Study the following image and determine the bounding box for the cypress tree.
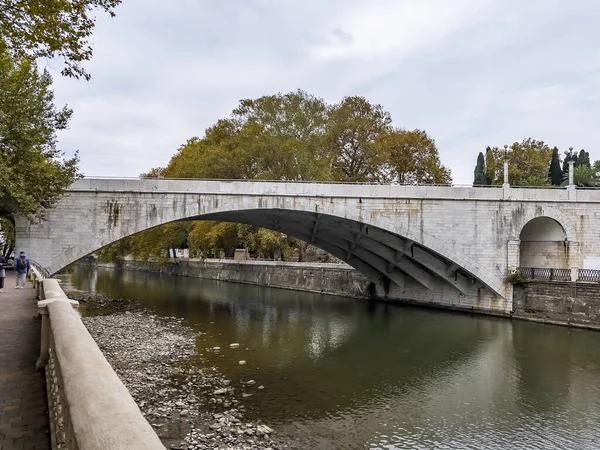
[576,149,590,168]
[473,152,488,185]
[548,147,563,185]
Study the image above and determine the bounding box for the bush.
[505,271,528,285]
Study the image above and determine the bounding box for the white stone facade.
[15,179,600,314]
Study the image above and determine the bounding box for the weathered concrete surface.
[513,282,600,329]
[15,179,600,315]
[100,259,372,298]
[39,279,164,450]
[0,286,50,450]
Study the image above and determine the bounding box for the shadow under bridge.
[195,209,489,298]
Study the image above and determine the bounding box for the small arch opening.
[519,217,567,268]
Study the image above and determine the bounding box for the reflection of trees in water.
[70,266,499,421]
[511,321,600,414]
[69,265,600,430]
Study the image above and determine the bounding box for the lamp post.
[503,144,509,187]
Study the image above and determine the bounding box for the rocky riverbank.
[73,293,289,450]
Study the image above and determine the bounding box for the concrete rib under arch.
[193,209,486,297]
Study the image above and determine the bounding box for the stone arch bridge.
[14,179,600,314]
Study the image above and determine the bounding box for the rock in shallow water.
[78,296,286,450]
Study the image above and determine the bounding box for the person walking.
[0,255,5,292]
[14,251,30,289]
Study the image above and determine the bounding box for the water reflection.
[61,266,600,449]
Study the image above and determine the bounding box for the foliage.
[520,176,550,187]
[374,129,451,184]
[0,49,80,218]
[0,218,15,258]
[129,222,191,262]
[561,165,599,187]
[325,96,391,181]
[576,149,590,168]
[0,0,122,80]
[473,152,489,186]
[96,239,130,263]
[188,222,242,258]
[131,90,453,261]
[548,147,563,186]
[484,147,497,186]
[484,138,552,186]
[505,271,528,284]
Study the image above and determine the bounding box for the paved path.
[0,283,50,450]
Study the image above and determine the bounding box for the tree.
[484,138,552,186]
[576,149,590,168]
[0,218,15,258]
[484,147,496,185]
[231,89,331,180]
[473,152,488,186]
[325,96,392,181]
[548,147,563,186]
[0,49,80,218]
[140,91,454,263]
[375,129,451,184]
[0,0,122,80]
[561,165,598,187]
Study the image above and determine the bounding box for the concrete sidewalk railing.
[37,279,164,450]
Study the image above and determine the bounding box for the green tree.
[96,238,130,263]
[484,147,496,185]
[473,152,488,186]
[375,129,451,184]
[561,165,598,187]
[484,138,552,186]
[576,149,590,168]
[325,96,392,181]
[0,0,122,80]
[0,49,80,218]
[0,218,15,258]
[521,175,551,187]
[548,147,563,186]
[231,89,331,180]
[142,91,454,263]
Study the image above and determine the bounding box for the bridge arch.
[519,217,567,268]
[514,207,578,270]
[65,206,504,300]
[17,180,517,308]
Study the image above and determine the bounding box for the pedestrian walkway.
[0,284,50,450]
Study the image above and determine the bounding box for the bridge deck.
[0,283,50,449]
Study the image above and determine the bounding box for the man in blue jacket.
[14,251,30,289]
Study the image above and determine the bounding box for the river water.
[61,266,600,449]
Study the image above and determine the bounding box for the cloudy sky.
[49,0,600,184]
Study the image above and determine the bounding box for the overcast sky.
[49,0,600,184]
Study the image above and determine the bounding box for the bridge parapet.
[67,178,600,202]
[37,279,163,450]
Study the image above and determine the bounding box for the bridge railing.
[517,267,572,281]
[517,267,600,283]
[577,269,600,283]
[37,279,164,450]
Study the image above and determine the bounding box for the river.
[60,265,600,449]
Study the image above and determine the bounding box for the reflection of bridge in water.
[69,266,600,449]
[17,178,600,314]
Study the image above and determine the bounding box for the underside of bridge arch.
[190,209,496,300]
